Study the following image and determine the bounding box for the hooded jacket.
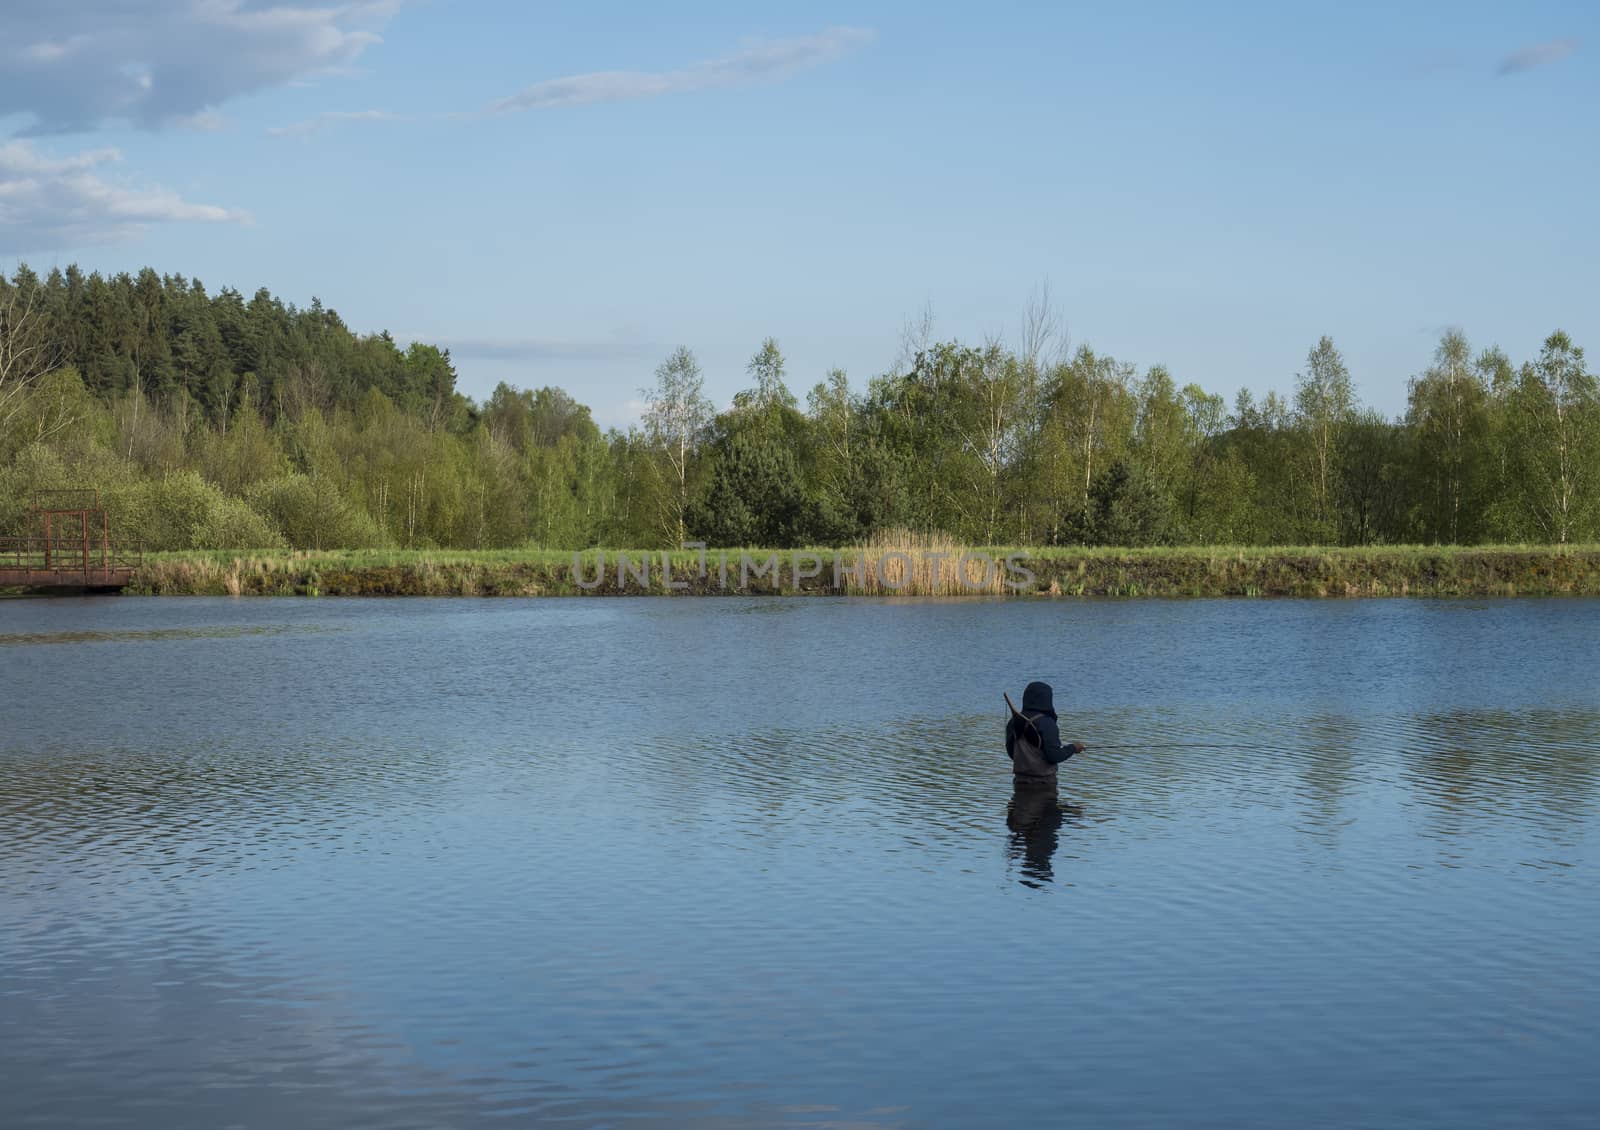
[1005,681,1080,787]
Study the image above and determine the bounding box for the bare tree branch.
[894,301,936,374]
[0,277,64,436]
[1019,278,1066,371]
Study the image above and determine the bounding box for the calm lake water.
[2,596,1597,1128]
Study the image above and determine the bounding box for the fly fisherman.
[1005,681,1084,791]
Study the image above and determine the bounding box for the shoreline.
[64,545,1600,598]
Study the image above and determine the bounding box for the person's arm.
[1035,716,1083,765]
[1005,717,1017,760]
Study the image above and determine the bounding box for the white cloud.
[424,336,657,362]
[0,1,394,134]
[173,110,229,133]
[1497,38,1579,75]
[266,109,409,138]
[267,27,874,136]
[0,141,248,252]
[489,26,874,115]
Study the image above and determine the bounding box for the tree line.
[2,264,1596,550]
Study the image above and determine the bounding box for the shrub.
[246,474,387,549]
[97,471,282,551]
[0,444,70,535]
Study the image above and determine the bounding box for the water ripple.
[2,597,1598,1128]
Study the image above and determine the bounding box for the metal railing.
[0,535,142,578]
[29,489,105,511]
[3,490,142,587]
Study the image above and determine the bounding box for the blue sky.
[2,1,1595,426]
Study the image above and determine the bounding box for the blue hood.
[1021,681,1056,719]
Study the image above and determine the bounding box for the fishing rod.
[1072,741,1292,752]
[1006,695,1283,753]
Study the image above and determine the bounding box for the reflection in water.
[0,623,342,646]
[1397,710,1600,841]
[1005,788,1082,887]
[3,596,1600,1128]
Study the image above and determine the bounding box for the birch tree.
[1406,329,1488,542]
[641,346,712,546]
[1511,331,1596,544]
[807,367,856,525]
[0,272,64,442]
[1294,336,1354,537]
[737,337,796,412]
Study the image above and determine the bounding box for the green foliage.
[105,471,284,551]
[1405,330,1490,543]
[1505,332,1599,544]
[246,474,385,550]
[4,264,1599,552]
[1065,459,1177,547]
[0,444,71,535]
[689,424,813,546]
[733,338,797,412]
[639,346,713,546]
[192,400,287,495]
[2,367,108,457]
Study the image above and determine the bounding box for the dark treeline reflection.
[623,707,1600,883]
[1396,711,1600,841]
[6,708,1595,892]
[5,265,1599,550]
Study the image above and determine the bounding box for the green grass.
[143,542,1600,562]
[116,542,1600,598]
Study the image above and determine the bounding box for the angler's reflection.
[1006,787,1081,887]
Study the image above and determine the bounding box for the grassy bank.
[116,543,1600,597]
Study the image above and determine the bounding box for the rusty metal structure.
[0,490,141,590]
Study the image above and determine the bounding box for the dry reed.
[844,528,1010,596]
